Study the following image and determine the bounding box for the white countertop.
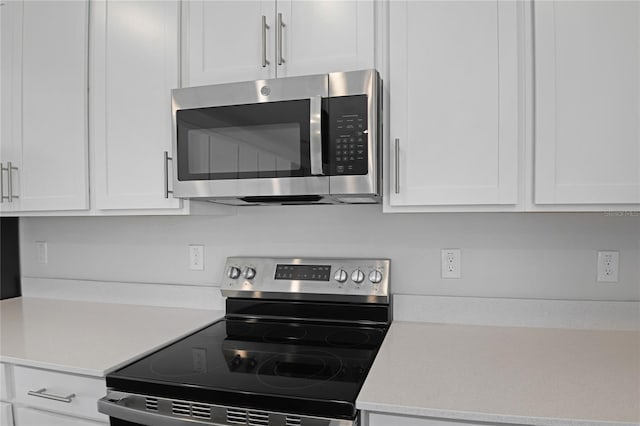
[0,297,223,377]
[357,321,640,426]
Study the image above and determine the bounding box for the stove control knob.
[334,269,348,283]
[227,266,241,279]
[243,267,256,280]
[351,269,365,284]
[369,270,383,284]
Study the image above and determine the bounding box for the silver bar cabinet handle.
[7,161,18,201]
[394,138,400,194]
[0,162,7,203]
[309,96,323,176]
[164,151,173,199]
[28,388,76,403]
[277,13,285,66]
[261,15,270,67]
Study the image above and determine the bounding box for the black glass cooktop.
[106,318,387,419]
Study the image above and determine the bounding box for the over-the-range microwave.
[170,69,382,206]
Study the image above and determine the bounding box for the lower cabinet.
[365,412,503,426]
[2,363,107,425]
[1,401,14,426]
[13,406,104,426]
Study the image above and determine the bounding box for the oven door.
[172,75,329,201]
[99,392,359,426]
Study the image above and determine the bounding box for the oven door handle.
[309,96,324,176]
[98,394,225,426]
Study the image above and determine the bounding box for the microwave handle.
[309,96,324,176]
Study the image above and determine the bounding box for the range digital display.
[274,264,332,281]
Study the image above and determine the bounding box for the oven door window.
[177,100,311,181]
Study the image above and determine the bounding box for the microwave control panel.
[327,95,368,176]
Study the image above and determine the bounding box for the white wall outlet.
[597,250,619,282]
[441,249,461,279]
[36,241,48,264]
[189,245,204,271]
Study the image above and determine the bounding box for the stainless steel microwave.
[171,69,382,205]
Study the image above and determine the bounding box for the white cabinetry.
[276,1,374,79]
[0,363,9,401]
[366,412,501,426]
[1,0,231,216]
[386,0,521,211]
[0,0,89,213]
[0,363,13,426]
[0,401,13,426]
[3,364,107,426]
[182,0,374,87]
[0,0,20,214]
[533,0,640,208]
[13,407,104,426]
[184,1,275,86]
[90,0,184,211]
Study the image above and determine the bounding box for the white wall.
[19,206,640,302]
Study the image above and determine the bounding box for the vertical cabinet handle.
[0,162,7,203]
[28,388,76,403]
[164,151,173,199]
[261,15,270,68]
[7,161,18,201]
[277,13,285,66]
[394,138,400,194]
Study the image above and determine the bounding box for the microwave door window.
[176,100,312,181]
[186,124,301,178]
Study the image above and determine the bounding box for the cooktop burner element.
[99,257,391,426]
[263,326,308,343]
[256,350,343,389]
[326,329,372,347]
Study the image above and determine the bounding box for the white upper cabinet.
[91,0,183,211]
[1,0,89,212]
[276,0,374,78]
[183,0,276,86]
[182,0,374,87]
[0,0,20,213]
[534,0,640,207]
[387,0,521,210]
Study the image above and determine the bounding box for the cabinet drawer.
[13,366,106,422]
[14,406,106,426]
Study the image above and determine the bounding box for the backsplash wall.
[20,206,640,302]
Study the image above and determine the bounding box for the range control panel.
[221,257,390,304]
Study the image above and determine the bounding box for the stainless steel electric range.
[98,256,391,426]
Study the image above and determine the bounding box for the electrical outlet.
[189,245,204,271]
[597,250,619,282]
[36,241,48,264]
[441,249,461,279]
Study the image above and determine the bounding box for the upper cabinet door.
[534,1,640,205]
[0,0,21,213]
[276,0,374,78]
[389,1,520,207]
[183,0,275,87]
[18,0,89,211]
[91,0,183,210]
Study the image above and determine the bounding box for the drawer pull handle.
[28,388,76,403]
